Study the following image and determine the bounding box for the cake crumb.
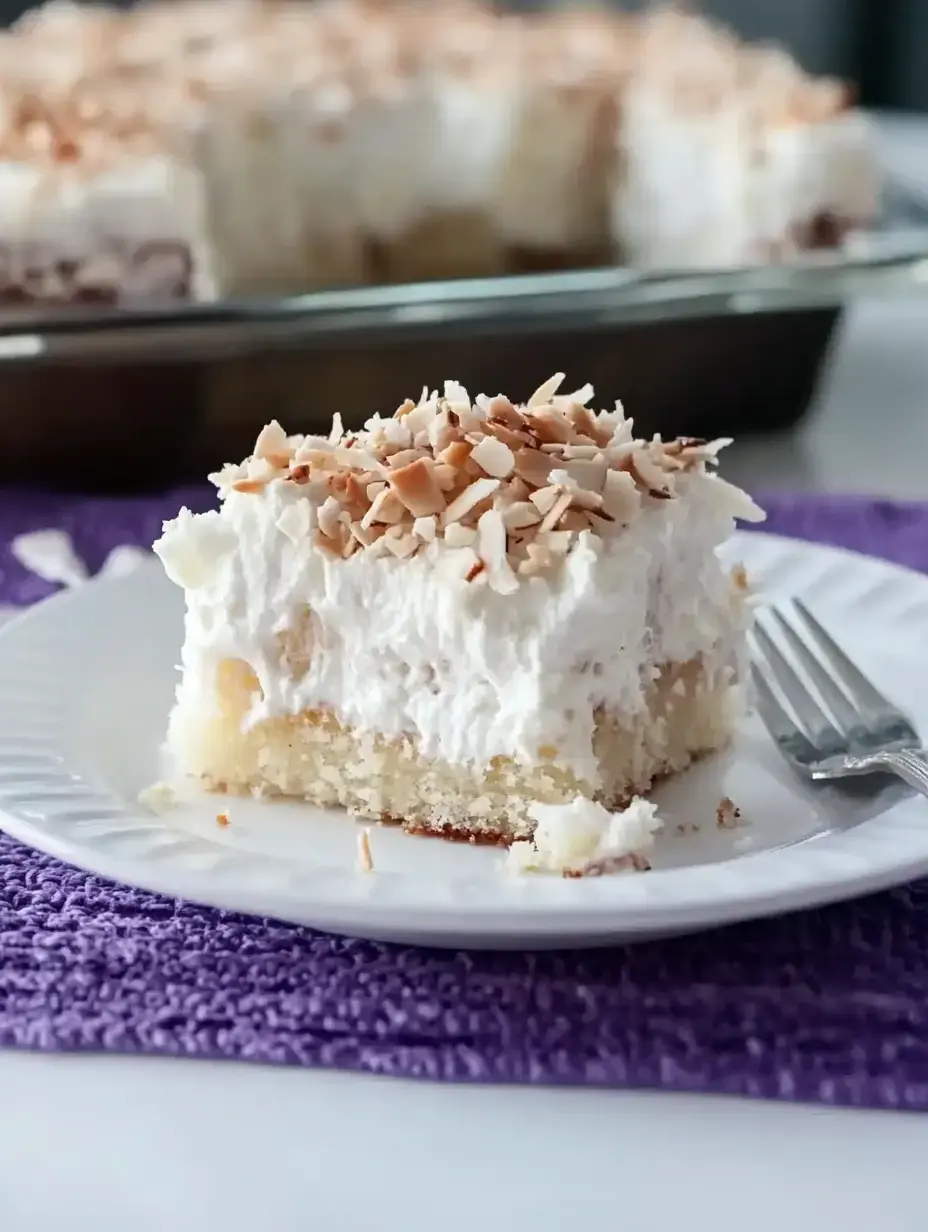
[138,781,178,814]
[716,796,742,829]
[357,827,374,872]
[731,563,750,593]
[504,795,662,877]
[216,811,230,828]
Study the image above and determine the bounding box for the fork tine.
[793,598,900,717]
[751,663,806,743]
[769,606,863,734]
[752,621,845,747]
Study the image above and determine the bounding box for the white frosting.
[155,435,754,780]
[613,87,752,268]
[0,149,217,300]
[506,795,663,875]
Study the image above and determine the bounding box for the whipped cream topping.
[612,10,878,268]
[506,795,663,876]
[155,376,761,778]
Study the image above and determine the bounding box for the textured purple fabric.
[2,488,928,1109]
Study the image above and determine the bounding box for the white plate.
[0,532,925,949]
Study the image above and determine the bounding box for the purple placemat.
[2,488,928,1109]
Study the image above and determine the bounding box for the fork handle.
[875,750,928,798]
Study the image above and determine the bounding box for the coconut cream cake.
[0,1,879,305]
[153,374,765,844]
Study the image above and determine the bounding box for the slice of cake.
[154,375,764,844]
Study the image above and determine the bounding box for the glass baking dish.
[0,177,926,490]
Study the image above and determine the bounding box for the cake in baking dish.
[153,374,764,844]
[0,0,879,305]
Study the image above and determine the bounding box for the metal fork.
[751,598,928,798]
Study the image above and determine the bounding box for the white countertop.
[5,115,928,1232]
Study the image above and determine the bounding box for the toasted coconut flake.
[442,477,501,525]
[566,382,595,406]
[317,495,344,539]
[562,457,607,493]
[567,488,604,512]
[361,488,406,529]
[432,463,459,492]
[366,480,387,501]
[624,450,674,499]
[563,444,606,459]
[413,515,437,542]
[477,509,519,595]
[471,434,516,479]
[254,420,290,462]
[731,562,750,593]
[343,474,368,508]
[483,418,533,449]
[445,523,477,548]
[529,485,561,516]
[389,457,446,518]
[503,501,543,530]
[438,440,473,469]
[314,528,343,558]
[538,489,575,533]
[519,542,555,575]
[350,521,384,547]
[601,470,642,523]
[387,448,427,470]
[528,373,566,408]
[514,448,554,488]
[287,464,311,485]
[702,475,766,523]
[529,407,574,445]
[664,436,708,456]
[428,410,458,453]
[465,559,486,583]
[232,475,271,494]
[394,398,415,419]
[384,532,420,559]
[564,403,599,439]
[536,530,573,554]
[560,510,592,532]
[296,448,339,471]
[549,471,604,511]
[485,395,524,428]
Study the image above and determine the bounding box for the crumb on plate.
[137,781,178,814]
[716,796,742,829]
[357,827,374,873]
[504,795,663,877]
[731,563,750,593]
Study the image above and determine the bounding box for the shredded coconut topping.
[211,375,764,593]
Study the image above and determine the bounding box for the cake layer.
[169,655,733,842]
[0,0,880,302]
